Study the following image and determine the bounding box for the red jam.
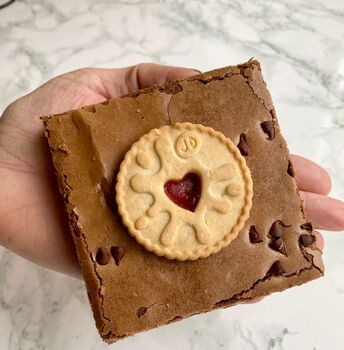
[164,173,201,212]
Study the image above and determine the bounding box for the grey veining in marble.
[1,0,344,349]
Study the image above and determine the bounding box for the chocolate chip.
[268,221,290,254]
[249,226,263,244]
[269,221,282,239]
[96,247,110,265]
[269,238,287,255]
[300,222,313,232]
[237,133,249,156]
[299,234,315,247]
[269,220,290,240]
[260,121,275,140]
[267,261,286,276]
[137,307,147,318]
[98,177,116,212]
[111,246,125,266]
[287,160,295,177]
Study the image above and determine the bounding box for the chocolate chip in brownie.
[96,177,116,212]
[300,222,313,232]
[299,234,316,247]
[96,247,110,265]
[260,121,275,140]
[137,307,147,318]
[249,226,263,244]
[268,221,290,255]
[237,133,249,156]
[111,246,125,266]
[269,238,287,255]
[287,160,295,177]
[267,260,286,276]
[269,220,290,240]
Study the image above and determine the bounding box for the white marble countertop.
[1,0,344,349]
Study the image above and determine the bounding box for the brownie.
[42,59,324,343]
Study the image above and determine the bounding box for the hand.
[0,64,343,278]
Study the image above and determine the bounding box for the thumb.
[96,63,200,98]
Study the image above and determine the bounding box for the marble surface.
[1,0,344,349]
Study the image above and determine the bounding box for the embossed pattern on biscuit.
[116,123,253,261]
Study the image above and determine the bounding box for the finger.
[96,63,199,98]
[290,154,331,195]
[125,63,200,90]
[300,191,344,231]
[313,230,324,251]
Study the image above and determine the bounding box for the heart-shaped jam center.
[164,173,201,212]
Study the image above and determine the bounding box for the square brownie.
[42,59,323,343]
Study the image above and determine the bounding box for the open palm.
[0,63,343,277]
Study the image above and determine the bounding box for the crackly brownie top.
[43,60,323,340]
